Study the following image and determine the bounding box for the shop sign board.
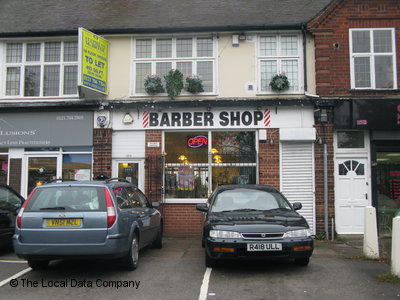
[0,112,93,147]
[78,27,109,94]
[353,99,400,130]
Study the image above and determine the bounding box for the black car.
[196,184,313,267]
[0,183,25,248]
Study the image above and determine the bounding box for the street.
[0,237,399,300]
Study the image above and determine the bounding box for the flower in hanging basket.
[185,75,204,94]
[269,72,290,92]
[164,69,184,99]
[144,74,164,94]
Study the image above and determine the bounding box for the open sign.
[187,135,208,148]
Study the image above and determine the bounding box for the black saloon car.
[196,184,313,267]
[0,183,24,248]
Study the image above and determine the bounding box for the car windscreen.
[25,186,106,212]
[211,188,292,213]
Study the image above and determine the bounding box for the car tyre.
[28,260,49,270]
[122,233,139,271]
[151,225,163,249]
[205,251,218,268]
[294,257,310,266]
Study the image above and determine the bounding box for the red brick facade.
[308,0,400,97]
[93,128,113,179]
[258,129,280,189]
[9,158,22,194]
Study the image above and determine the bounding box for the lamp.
[178,155,187,161]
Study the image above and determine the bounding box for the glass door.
[27,157,58,195]
[113,160,144,191]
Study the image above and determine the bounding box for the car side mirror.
[293,202,302,211]
[152,202,160,208]
[196,203,208,212]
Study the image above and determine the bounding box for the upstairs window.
[258,33,303,93]
[133,37,216,95]
[350,29,397,89]
[4,41,78,97]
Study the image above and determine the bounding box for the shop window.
[376,152,400,235]
[164,131,257,199]
[62,154,92,181]
[337,131,365,148]
[0,149,8,184]
[338,160,365,176]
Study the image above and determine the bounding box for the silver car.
[13,179,163,270]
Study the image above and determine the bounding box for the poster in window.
[74,169,91,181]
[178,167,194,190]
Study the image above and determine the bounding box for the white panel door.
[335,158,369,234]
[281,142,315,233]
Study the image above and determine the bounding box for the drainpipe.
[301,24,308,92]
[324,142,329,240]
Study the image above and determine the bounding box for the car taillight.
[104,187,116,228]
[17,188,37,229]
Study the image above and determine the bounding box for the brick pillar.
[93,128,113,179]
[9,158,22,194]
[258,129,280,189]
[314,124,335,236]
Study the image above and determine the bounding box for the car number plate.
[247,243,282,252]
[46,218,81,227]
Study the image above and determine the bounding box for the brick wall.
[9,158,22,194]
[258,129,280,189]
[163,204,204,236]
[145,130,163,203]
[308,0,400,97]
[93,128,113,179]
[314,124,335,235]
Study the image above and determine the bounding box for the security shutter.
[112,131,145,158]
[281,142,315,233]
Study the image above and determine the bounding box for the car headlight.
[209,230,242,239]
[283,229,311,238]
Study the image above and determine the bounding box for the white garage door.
[281,142,315,233]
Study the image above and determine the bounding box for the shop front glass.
[376,152,400,235]
[164,131,256,199]
[0,149,8,184]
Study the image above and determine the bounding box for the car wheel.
[28,260,49,270]
[294,257,310,266]
[151,225,163,249]
[122,233,139,271]
[205,251,218,268]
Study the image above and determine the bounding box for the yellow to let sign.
[79,28,109,94]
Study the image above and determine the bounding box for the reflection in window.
[337,131,364,148]
[62,154,92,181]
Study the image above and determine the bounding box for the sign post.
[78,28,109,95]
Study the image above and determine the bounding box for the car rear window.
[211,189,292,212]
[25,186,106,212]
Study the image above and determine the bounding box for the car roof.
[215,184,279,193]
[38,179,138,189]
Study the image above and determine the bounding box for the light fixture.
[178,155,187,161]
[269,139,274,145]
[211,148,219,154]
[232,34,239,47]
[122,112,134,124]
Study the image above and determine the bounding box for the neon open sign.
[187,135,208,148]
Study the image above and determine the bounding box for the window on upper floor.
[350,28,397,90]
[132,36,216,95]
[257,33,303,94]
[3,41,78,98]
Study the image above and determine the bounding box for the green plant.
[144,74,164,94]
[185,75,204,93]
[314,233,326,240]
[269,72,290,92]
[377,272,400,285]
[164,69,184,99]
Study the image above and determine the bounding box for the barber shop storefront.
[106,104,317,235]
[0,111,93,198]
[334,99,400,235]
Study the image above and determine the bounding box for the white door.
[112,159,145,191]
[335,158,369,234]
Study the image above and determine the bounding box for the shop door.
[335,158,369,234]
[113,160,144,191]
[27,157,58,196]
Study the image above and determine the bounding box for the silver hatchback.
[13,179,163,270]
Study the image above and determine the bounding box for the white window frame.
[131,36,217,96]
[349,28,397,90]
[1,39,79,99]
[256,32,304,94]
